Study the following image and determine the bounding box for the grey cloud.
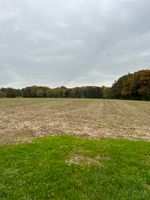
[0,0,150,88]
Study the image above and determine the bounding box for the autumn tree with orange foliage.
[112,70,150,100]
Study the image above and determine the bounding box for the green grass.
[0,135,150,200]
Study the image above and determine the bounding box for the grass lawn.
[0,135,150,200]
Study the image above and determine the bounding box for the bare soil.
[0,98,150,144]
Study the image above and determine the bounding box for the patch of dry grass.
[65,153,111,165]
[65,154,101,165]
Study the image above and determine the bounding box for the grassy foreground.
[0,135,150,200]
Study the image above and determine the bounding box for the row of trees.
[21,86,101,98]
[0,86,106,98]
[0,70,149,100]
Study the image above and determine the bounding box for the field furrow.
[0,98,149,144]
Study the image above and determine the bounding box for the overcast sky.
[0,0,150,88]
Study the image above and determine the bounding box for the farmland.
[0,98,150,144]
[0,98,150,199]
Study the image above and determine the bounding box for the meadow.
[0,98,150,199]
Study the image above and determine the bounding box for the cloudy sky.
[0,0,150,88]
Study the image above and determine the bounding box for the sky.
[0,0,150,88]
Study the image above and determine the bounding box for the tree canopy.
[0,70,149,100]
[111,70,150,100]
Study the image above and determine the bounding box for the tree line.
[0,70,149,100]
[0,86,104,98]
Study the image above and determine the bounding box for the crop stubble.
[0,98,149,144]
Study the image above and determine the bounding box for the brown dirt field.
[0,98,150,144]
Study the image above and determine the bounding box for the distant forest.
[0,70,150,100]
